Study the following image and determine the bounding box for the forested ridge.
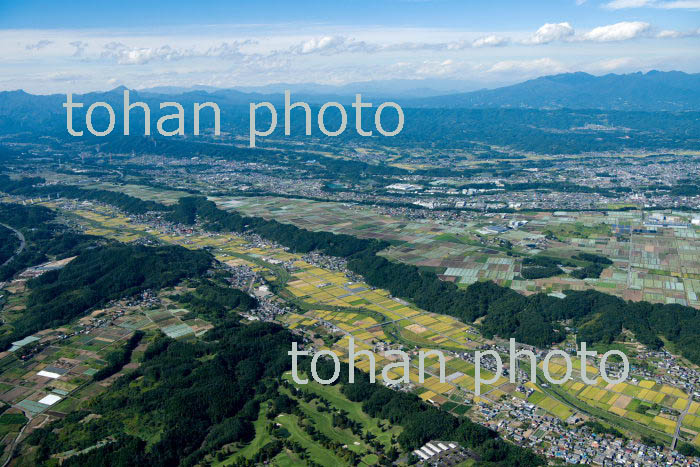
[0,174,167,214]
[0,242,213,351]
[172,280,258,321]
[0,202,105,281]
[92,330,145,381]
[166,196,700,364]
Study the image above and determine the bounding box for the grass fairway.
[286,393,370,454]
[282,372,402,450]
[215,403,274,465]
[216,402,350,466]
[219,375,402,466]
[275,412,346,465]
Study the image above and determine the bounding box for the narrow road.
[626,219,634,288]
[672,396,692,450]
[1,409,31,467]
[0,223,25,268]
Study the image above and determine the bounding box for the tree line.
[0,224,20,265]
[92,331,145,381]
[0,174,167,214]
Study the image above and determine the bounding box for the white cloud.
[604,0,700,8]
[288,36,379,55]
[25,40,53,50]
[100,42,195,64]
[603,0,653,9]
[286,36,462,55]
[295,36,344,54]
[656,0,700,8]
[523,22,575,45]
[69,41,88,57]
[444,40,470,50]
[388,58,461,77]
[384,41,449,51]
[472,35,509,47]
[98,40,261,64]
[284,35,510,55]
[418,58,457,76]
[588,57,636,71]
[521,20,672,45]
[45,71,84,82]
[582,21,651,41]
[656,28,700,38]
[487,58,567,74]
[204,40,256,59]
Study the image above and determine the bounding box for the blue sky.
[1,0,698,93]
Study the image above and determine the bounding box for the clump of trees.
[521,266,563,280]
[572,253,613,265]
[172,281,257,321]
[93,331,145,381]
[570,263,605,279]
[569,253,613,279]
[584,421,626,440]
[679,442,700,458]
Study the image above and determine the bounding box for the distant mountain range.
[139,78,496,99]
[1,71,699,116]
[137,71,700,111]
[406,71,700,111]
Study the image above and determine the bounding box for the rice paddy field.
[538,355,700,444]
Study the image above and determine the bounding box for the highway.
[0,223,25,268]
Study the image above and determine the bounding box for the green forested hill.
[0,243,212,351]
[26,320,296,466]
